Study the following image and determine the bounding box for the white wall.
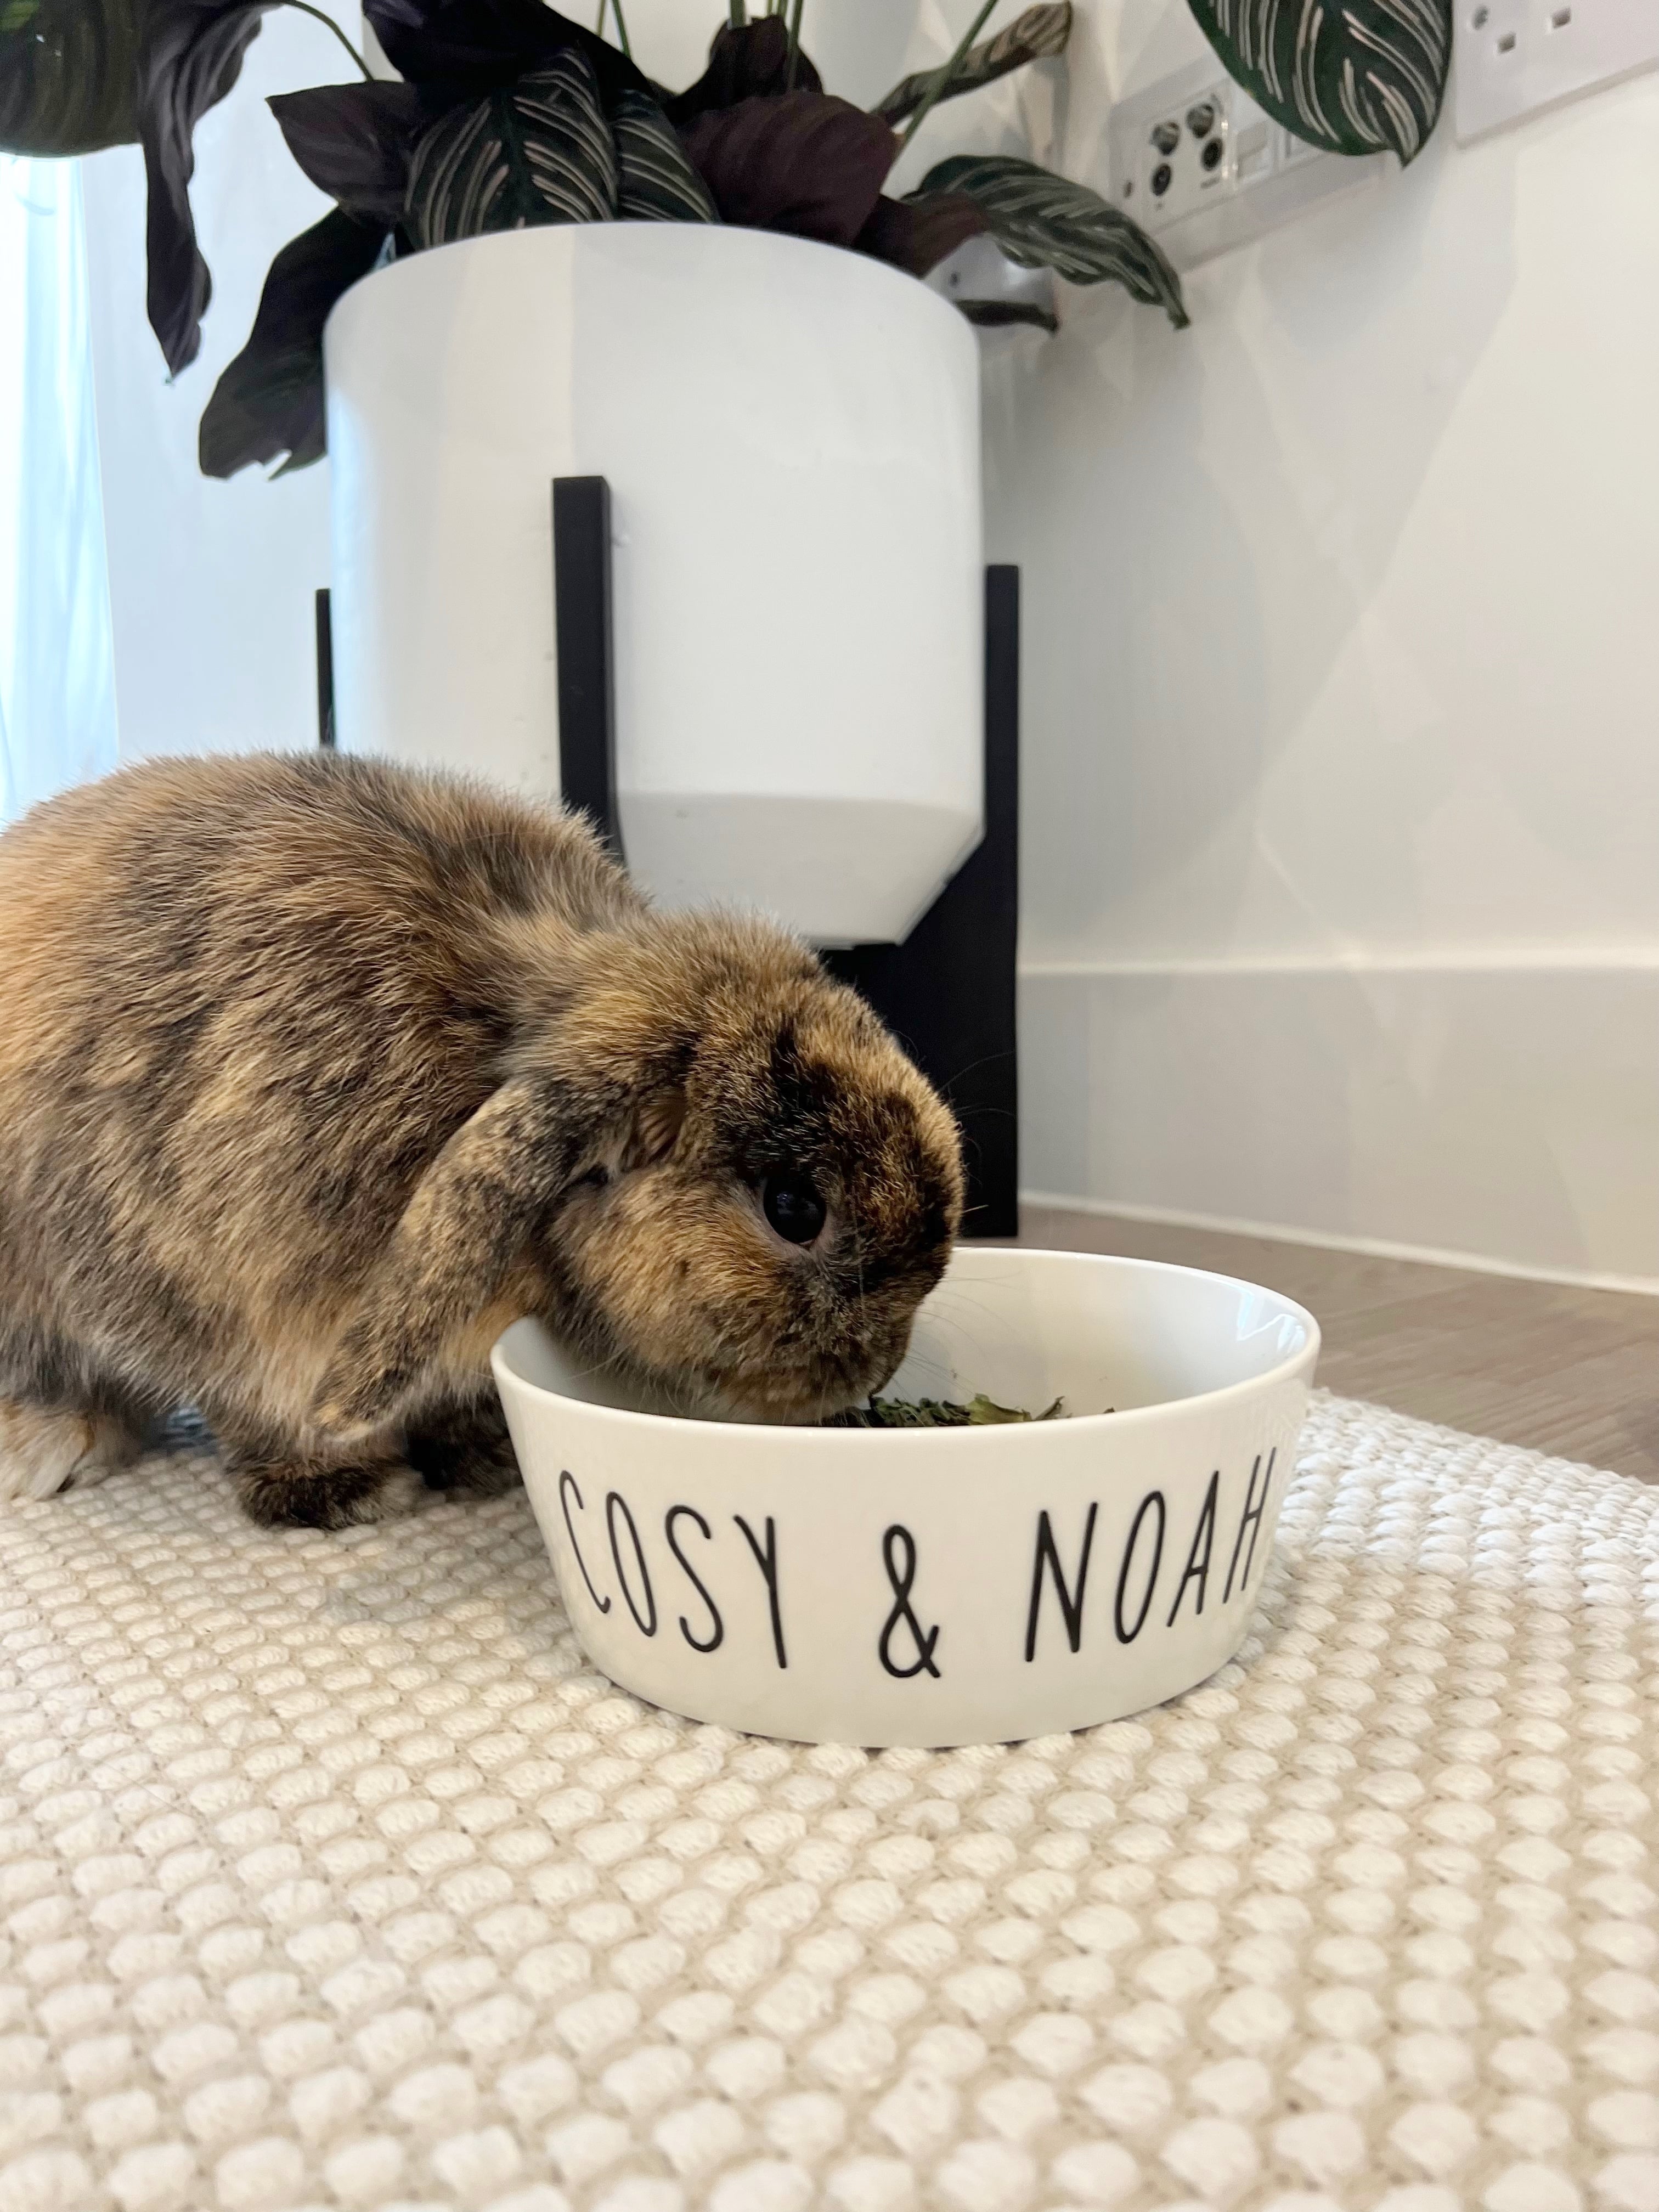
[993,0,1659,1288]
[75,0,1658,1282]
[82,8,359,760]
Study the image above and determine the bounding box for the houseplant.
[1,0,1453,478]
[208,0,1194,479]
[205,0,1188,479]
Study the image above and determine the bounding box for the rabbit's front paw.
[229,1452,421,1530]
[406,1398,521,1498]
[0,1401,139,1502]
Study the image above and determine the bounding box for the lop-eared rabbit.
[0,755,962,1526]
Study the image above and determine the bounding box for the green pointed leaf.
[405,45,619,249]
[612,87,718,222]
[918,154,1187,328]
[0,0,139,154]
[873,2,1072,127]
[1186,0,1450,163]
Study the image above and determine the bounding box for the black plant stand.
[551,477,624,856]
[317,489,1019,1238]
[315,589,336,751]
[822,567,1019,1240]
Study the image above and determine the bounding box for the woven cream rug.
[0,1395,1652,2212]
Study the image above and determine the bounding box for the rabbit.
[0,752,963,1527]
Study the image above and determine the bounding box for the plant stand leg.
[315,589,335,750]
[824,566,1020,1241]
[551,476,623,860]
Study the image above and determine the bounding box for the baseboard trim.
[1020,1189,1659,1300]
[1020,952,1659,979]
[1019,962,1659,1290]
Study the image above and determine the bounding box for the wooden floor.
[1019,1204,1659,1483]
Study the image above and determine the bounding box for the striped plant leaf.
[916,154,1187,329]
[873,3,1072,128]
[612,88,718,222]
[0,0,139,154]
[404,46,618,250]
[1187,0,1451,163]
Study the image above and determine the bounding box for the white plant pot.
[323,226,985,945]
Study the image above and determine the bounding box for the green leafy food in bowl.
[827,1392,1068,1429]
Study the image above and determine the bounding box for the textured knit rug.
[0,1395,1652,2212]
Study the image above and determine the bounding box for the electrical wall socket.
[1454,0,1659,143]
[1107,60,1386,271]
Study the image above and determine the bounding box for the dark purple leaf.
[138,0,278,374]
[958,298,1058,332]
[269,81,430,224]
[199,208,386,478]
[363,0,647,108]
[855,191,986,278]
[359,0,431,30]
[664,19,822,125]
[680,93,896,248]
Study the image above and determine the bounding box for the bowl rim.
[490,1246,1323,1446]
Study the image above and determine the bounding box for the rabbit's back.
[0,751,631,1050]
[0,752,637,1432]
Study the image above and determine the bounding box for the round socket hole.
[1186,100,1217,137]
[1150,162,1173,197]
[1150,120,1181,155]
[1201,137,1224,172]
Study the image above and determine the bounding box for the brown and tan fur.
[0,753,962,1526]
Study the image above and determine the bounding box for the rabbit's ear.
[311,1075,582,1442]
[620,1085,686,1172]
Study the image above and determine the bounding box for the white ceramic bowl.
[492,1247,1319,1748]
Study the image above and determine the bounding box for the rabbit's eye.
[762,1171,826,1246]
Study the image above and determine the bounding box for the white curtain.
[0,156,119,824]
